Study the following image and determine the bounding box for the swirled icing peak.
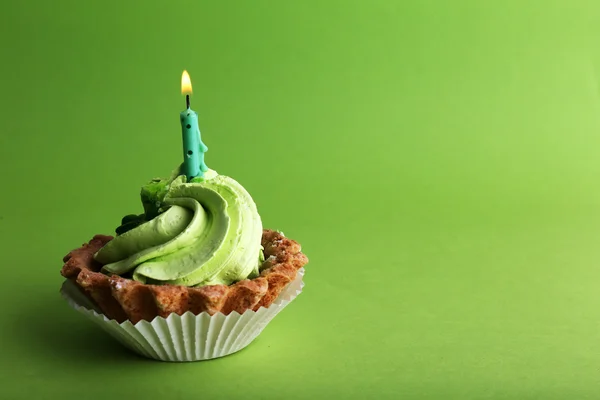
[94,169,264,287]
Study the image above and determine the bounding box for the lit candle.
[180,70,208,180]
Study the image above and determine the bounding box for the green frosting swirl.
[94,168,264,287]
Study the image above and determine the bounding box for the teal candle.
[180,71,208,180]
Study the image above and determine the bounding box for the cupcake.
[60,166,308,361]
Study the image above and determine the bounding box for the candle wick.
[186,95,190,109]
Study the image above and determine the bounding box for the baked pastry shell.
[59,229,308,361]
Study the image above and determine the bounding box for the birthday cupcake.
[59,72,308,361]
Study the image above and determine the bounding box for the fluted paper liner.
[60,269,304,362]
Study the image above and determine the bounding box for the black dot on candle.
[187,150,193,155]
[186,124,191,129]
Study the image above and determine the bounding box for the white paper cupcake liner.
[60,269,304,362]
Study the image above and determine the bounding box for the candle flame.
[181,70,193,95]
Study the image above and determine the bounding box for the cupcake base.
[61,230,308,323]
[60,268,304,361]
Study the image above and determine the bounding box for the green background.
[2,0,600,398]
